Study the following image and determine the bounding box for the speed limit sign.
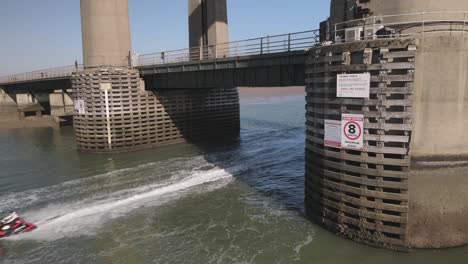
[341,114,364,150]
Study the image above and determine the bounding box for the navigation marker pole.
[100,83,113,150]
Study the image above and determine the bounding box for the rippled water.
[0,93,466,263]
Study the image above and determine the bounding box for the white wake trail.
[8,164,237,241]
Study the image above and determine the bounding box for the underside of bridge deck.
[139,51,307,89]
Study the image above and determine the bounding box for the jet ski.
[0,212,36,238]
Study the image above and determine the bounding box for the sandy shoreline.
[238,86,305,100]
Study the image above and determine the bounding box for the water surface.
[0,93,466,263]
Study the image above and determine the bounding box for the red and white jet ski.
[0,212,36,238]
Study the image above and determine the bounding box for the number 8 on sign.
[344,121,361,141]
[341,114,364,150]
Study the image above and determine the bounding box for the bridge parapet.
[137,30,319,66]
[330,11,468,43]
[0,64,83,85]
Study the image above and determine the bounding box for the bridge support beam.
[189,0,229,59]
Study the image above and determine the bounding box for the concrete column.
[0,88,18,122]
[50,90,74,117]
[189,0,228,59]
[80,0,131,68]
[13,93,45,119]
[16,93,36,107]
[0,88,14,105]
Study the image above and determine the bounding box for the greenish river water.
[0,94,466,263]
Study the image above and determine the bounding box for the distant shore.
[238,86,305,100]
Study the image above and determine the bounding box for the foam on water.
[3,156,239,241]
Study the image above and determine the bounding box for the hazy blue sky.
[0,0,330,76]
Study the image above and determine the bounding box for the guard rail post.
[260,38,263,55]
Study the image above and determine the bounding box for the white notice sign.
[337,73,370,98]
[341,114,364,150]
[324,120,341,148]
[100,83,112,91]
[74,99,86,115]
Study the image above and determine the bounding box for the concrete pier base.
[49,89,74,126]
[72,68,240,152]
[305,35,468,250]
[408,161,468,248]
[50,90,74,117]
[0,89,59,129]
[407,34,468,248]
[0,88,21,127]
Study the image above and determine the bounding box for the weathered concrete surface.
[412,35,468,157]
[0,89,16,106]
[407,34,468,248]
[80,0,131,68]
[15,93,36,107]
[0,116,59,130]
[188,0,204,50]
[50,90,74,117]
[330,0,468,23]
[0,89,20,125]
[0,90,60,129]
[14,93,46,117]
[329,0,354,28]
[189,0,228,58]
[408,163,468,248]
[356,0,468,17]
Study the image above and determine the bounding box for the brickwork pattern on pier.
[72,68,240,152]
[305,38,416,249]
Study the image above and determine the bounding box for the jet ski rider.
[0,212,19,233]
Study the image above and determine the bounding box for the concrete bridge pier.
[15,93,45,118]
[73,0,239,152]
[49,89,74,125]
[0,88,20,127]
[0,89,61,129]
[305,0,468,250]
[189,0,229,59]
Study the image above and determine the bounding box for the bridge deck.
[0,30,319,88]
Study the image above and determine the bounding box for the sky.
[0,0,330,76]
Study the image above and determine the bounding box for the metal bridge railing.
[0,64,83,85]
[0,30,319,85]
[137,30,320,66]
[332,11,468,43]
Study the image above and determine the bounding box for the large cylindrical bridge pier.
[306,0,468,250]
[72,0,239,152]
